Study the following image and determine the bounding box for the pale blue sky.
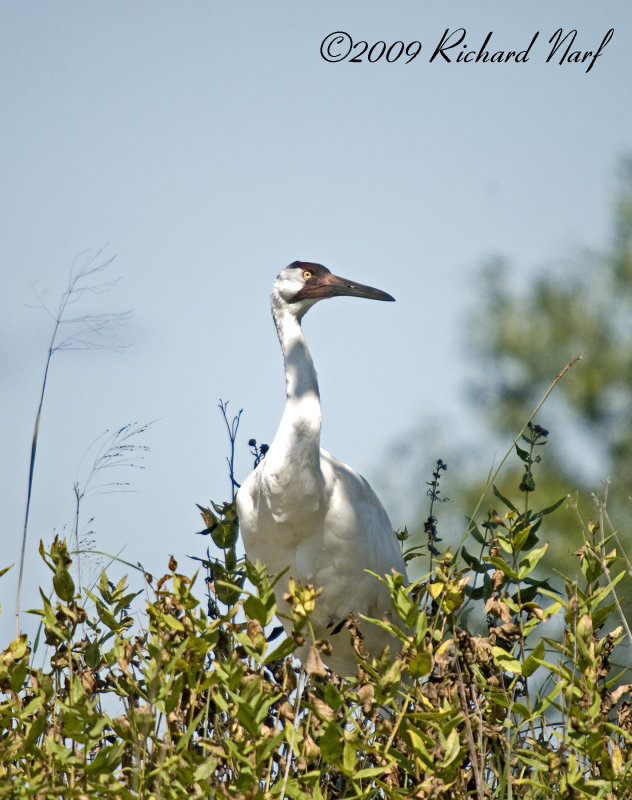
[1,2,630,643]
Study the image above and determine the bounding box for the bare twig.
[454,655,485,800]
[218,399,242,500]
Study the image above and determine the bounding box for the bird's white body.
[237,263,406,676]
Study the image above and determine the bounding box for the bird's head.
[273,261,395,318]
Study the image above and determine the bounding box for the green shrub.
[2,429,631,799]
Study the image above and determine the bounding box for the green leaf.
[243,589,276,627]
[538,496,567,516]
[163,613,185,631]
[518,543,549,578]
[8,634,29,660]
[214,578,244,606]
[84,591,119,631]
[391,582,415,626]
[88,715,110,740]
[84,742,125,775]
[53,562,75,602]
[264,636,296,664]
[355,764,395,779]
[591,570,626,609]
[45,738,84,767]
[466,518,485,544]
[407,649,432,679]
[22,694,45,717]
[323,682,344,713]
[461,545,482,570]
[342,740,356,775]
[36,589,67,641]
[37,671,54,701]
[465,584,486,600]
[580,548,603,584]
[523,640,545,677]
[211,519,238,549]
[10,659,28,692]
[320,721,343,763]
[442,727,461,768]
[85,640,101,669]
[194,757,218,781]
[512,523,533,554]
[492,646,522,675]
[511,701,532,720]
[405,727,432,768]
[415,608,428,643]
[592,602,617,630]
[487,557,520,581]
[493,484,517,512]
[515,444,530,462]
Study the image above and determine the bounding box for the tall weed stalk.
[16,249,129,637]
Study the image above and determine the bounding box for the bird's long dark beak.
[311,272,395,302]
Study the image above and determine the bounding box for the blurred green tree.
[464,156,632,588]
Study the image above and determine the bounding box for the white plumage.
[237,261,406,676]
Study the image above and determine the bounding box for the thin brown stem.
[16,341,55,638]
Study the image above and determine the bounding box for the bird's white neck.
[267,293,325,513]
[271,294,321,430]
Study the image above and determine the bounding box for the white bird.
[237,261,407,676]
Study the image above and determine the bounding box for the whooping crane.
[237,261,406,676]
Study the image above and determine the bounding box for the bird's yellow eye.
[302,270,312,280]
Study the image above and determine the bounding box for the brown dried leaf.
[343,613,368,660]
[491,569,505,592]
[315,637,333,656]
[304,733,320,759]
[307,691,336,721]
[279,700,295,722]
[246,618,263,643]
[80,670,96,694]
[305,645,328,678]
[357,682,375,714]
[485,597,513,623]
[618,701,632,733]
[490,622,521,642]
[471,636,494,663]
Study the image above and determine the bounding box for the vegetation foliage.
[2,418,631,798]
